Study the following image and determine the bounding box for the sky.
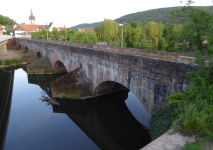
[0,0,212,28]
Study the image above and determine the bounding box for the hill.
[0,15,16,26]
[71,6,212,29]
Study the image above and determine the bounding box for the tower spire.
[29,8,35,24]
[30,8,33,16]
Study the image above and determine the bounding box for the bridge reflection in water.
[29,73,151,150]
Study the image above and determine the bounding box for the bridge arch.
[24,47,29,53]
[93,81,128,97]
[53,60,68,73]
[94,80,150,128]
[36,52,42,60]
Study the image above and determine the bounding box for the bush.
[0,59,3,65]
[157,37,166,51]
[149,105,177,141]
[4,60,11,66]
[4,59,22,66]
[71,30,98,44]
[168,78,213,137]
[10,59,22,65]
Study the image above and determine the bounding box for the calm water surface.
[3,68,150,150]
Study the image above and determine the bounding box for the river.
[1,67,151,150]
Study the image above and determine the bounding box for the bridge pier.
[51,68,93,99]
[21,51,36,63]
[26,56,53,74]
[0,41,7,55]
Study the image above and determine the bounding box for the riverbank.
[0,49,27,68]
[0,49,24,60]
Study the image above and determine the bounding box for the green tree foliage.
[145,21,165,44]
[61,29,67,41]
[207,18,213,56]
[94,26,100,41]
[170,6,213,52]
[157,37,166,51]
[122,22,146,48]
[0,15,16,25]
[52,27,60,40]
[163,24,183,52]
[31,30,51,39]
[70,30,98,44]
[99,19,118,45]
[4,28,13,35]
[67,28,75,41]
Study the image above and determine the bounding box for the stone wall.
[14,38,194,116]
[6,39,14,49]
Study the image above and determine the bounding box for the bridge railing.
[24,38,200,63]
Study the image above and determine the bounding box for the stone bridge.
[14,38,194,116]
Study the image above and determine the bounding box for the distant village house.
[3,9,65,38]
[77,27,94,32]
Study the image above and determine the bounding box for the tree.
[94,26,100,41]
[0,15,16,25]
[67,28,75,41]
[52,27,60,40]
[170,5,212,52]
[121,21,146,48]
[157,37,166,51]
[145,21,165,44]
[61,29,67,41]
[163,24,183,51]
[31,30,51,39]
[4,28,13,35]
[207,18,213,56]
[71,30,98,44]
[99,19,118,45]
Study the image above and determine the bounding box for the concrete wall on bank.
[0,42,7,55]
[14,38,194,116]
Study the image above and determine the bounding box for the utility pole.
[119,24,123,48]
[46,23,48,40]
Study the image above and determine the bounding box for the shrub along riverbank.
[0,59,25,68]
[149,51,213,149]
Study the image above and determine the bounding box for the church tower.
[29,8,35,24]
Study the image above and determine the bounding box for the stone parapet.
[31,38,196,62]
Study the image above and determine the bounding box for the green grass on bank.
[182,134,213,150]
[4,59,22,66]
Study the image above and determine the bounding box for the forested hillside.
[71,6,212,29]
[72,22,100,30]
[114,6,212,25]
[0,15,16,25]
